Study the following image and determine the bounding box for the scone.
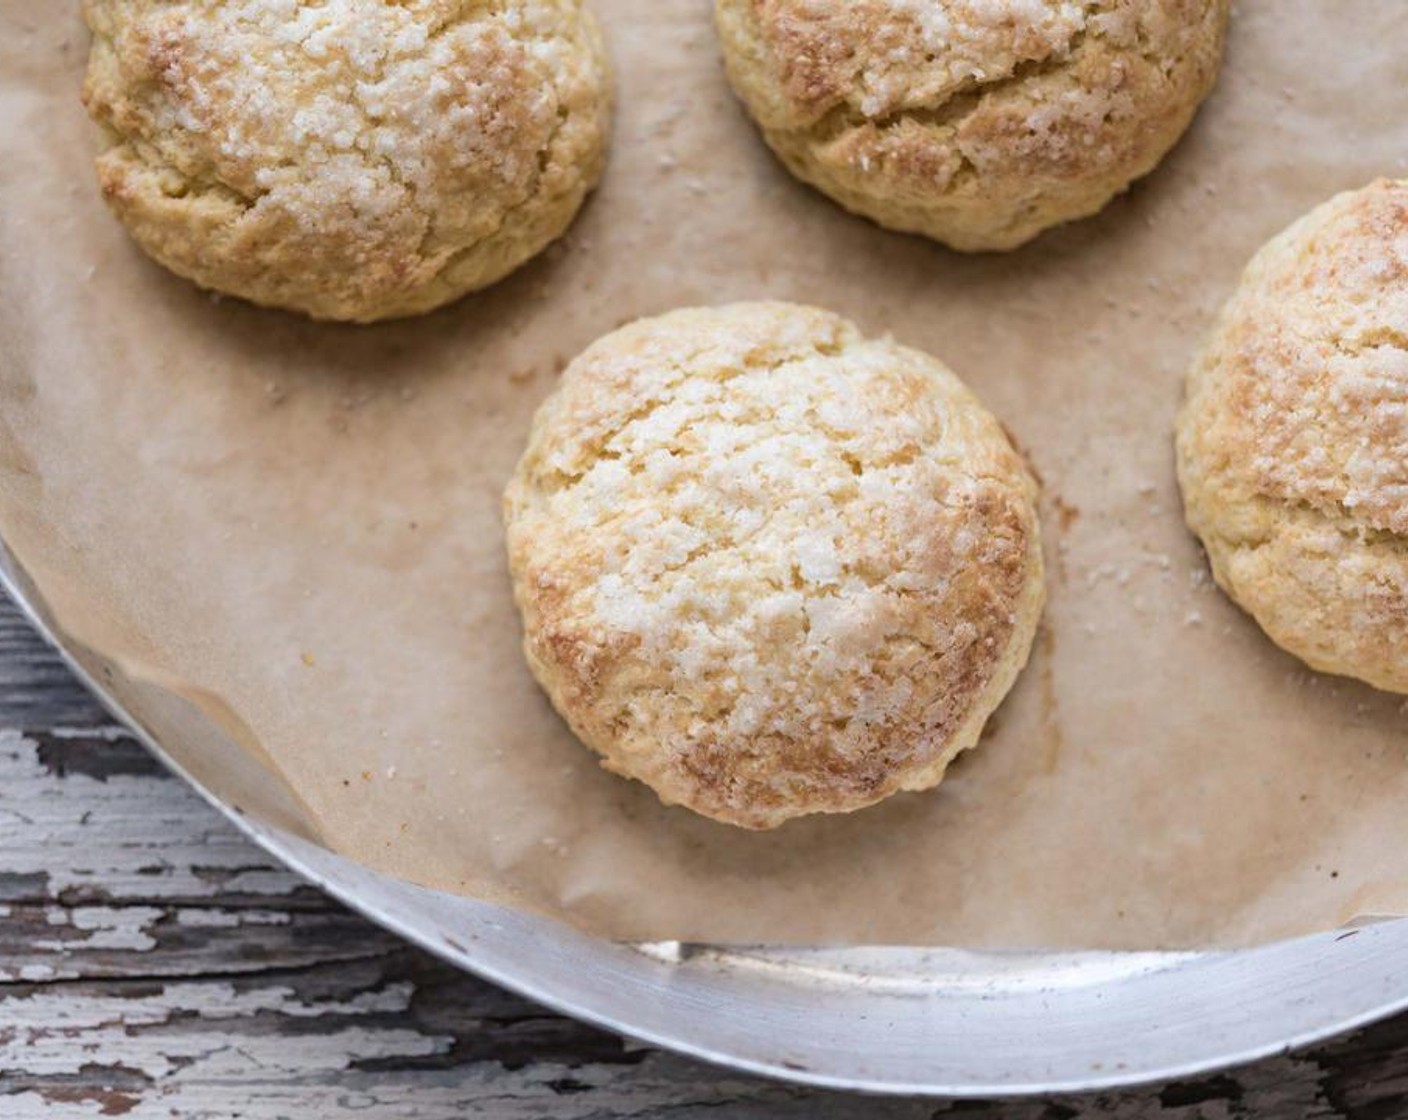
[714,0,1229,252]
[81,0,611,322]
[1177,179,1408,694]
[505,302,1045,828]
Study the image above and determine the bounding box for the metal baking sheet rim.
[4,540,1407,1098]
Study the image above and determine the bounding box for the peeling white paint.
[37,727,143,743]
[0,1050,1350,1120]
[34,905,164,953]
[0,980,440,1080]
[0,729,307,902]
[174,908,291,929]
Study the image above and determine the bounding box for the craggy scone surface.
[715,0,1228,251]
[505,303,1044,828]
[81,0,610,321]
[1177,179,1408,694]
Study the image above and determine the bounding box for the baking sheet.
[1,0,1406,949]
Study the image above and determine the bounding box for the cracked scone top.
[1177,180,1408,694]
[81,0,610,321]
[505,303,1045,828]
[714,0,1229,252]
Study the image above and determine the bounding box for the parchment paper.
[1,1,1406,949]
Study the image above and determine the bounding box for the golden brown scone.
[714,0,1228,252]
[505,303,1045,828]
[81,0,610,322]
[1177,180,1408,694]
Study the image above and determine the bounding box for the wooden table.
[2,594,1405,1118]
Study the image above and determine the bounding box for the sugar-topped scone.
[505,302,1045,828]
[81,0,611,322]
[1177,179,1408,694]
[714,0,1229,252]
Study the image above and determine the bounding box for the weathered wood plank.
[0,602,108,729]
[0,590,1405,1117]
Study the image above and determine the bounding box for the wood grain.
[1,592,1406,1117]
